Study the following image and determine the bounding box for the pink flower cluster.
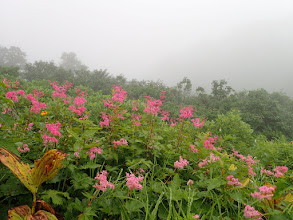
[2,107,12,114]
[69,96,87,116]
[26,123,34,130]
[250,185,276,200]
[262,165,288,178]
[33,89,45,98]
[174,156,189,169]
[42,121,61,145]
[100,113,110,127]
[131,114,142,127]
[2,78,11,87]
[226,175,243,187]
[203,136,218,150]
[50,81,72,99]
[6,91,21,102]
[112,138,128,148]
[92,171,115,192]
[26,94,46,114]
[232,149,257,177]
[112,85,127,103]
[189,145,198,153]
[87,147,102,160]
[126,172,144,191]
[243,205,262,220]
[191,118,205,127]
[18,144,30,153]
[192,215,200,219]
[198,153,220,168]
[160,110,170,121]
[179,106,194,119]
[144,97,163,115]
[160,90,167,101]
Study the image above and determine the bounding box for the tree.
[176,77,192,104]
[0,46,26,68]
[211,79,234,100]
[60,52,87,71]
[23,61,74,82]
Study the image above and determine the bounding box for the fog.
[1,0,293,95]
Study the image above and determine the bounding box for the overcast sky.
[1,0,293,95]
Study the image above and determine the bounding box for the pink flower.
[243,205,262,220]
[93,171,115,192]
[112,85,127,103]
[2,78,11,87]
[191,118,205,127]
[100,113,110,127]
[126,172,144,191]
[251,185,276,200]
[179,106,194,119]
[160,110,170,121]
[174,156,189,169]
[87,147,102,160]
[26,123,34,130]
[226,175,243,187]
[273,166,288,175]
[144,97,163,115]
[190,145,198,153]
[16,90,25,97]
[33,89,45,98]
[192,215,200,219]
[18,144,30,153]
[46,121,62,137]
[6,91,18,102]
[42,134,58,145]
[73,96,87,106]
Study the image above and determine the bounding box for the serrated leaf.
[8,205,31,219]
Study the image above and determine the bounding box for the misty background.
[1,0,293,95]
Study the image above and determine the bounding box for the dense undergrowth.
[0,76,293,219]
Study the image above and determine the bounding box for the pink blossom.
[18,144,30,153]
[226,175,243,187]
[190,145,198,153]
[42,134,58,145]
[100,113,110,127]
[74,152,80,158]
[250,185,276,200]
[2,107,12,114]
[273,166,288,175]
[26,123,34,130]
[93,171,115,192]
[191,118,205,127]
[16,90,25,97]
[160,110,170,121]
[174,156,189,169]
[33,89,45,98]
[112,85,127,103]
[126,172,144,191]
[87,147,102,160]
[144,97,163,115]
[6,91,18,102]
[261,169,274,176]
[73,96,87,106]
[179,106,194,119]
[192,215,200,219]
[46,121,61,137]
[2,78,11,87]
[243,205,262,220]
[160,90,167,100]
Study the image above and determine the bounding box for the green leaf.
[125,200,144,212]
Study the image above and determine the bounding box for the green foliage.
[0,76,292,219]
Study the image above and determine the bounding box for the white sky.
[1,0,293,94]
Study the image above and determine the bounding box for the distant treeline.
[1,45,293,141]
